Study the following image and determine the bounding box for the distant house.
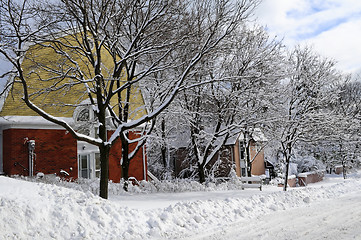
[169,128,268,180]
[0,35,147,182]
[224,128,268,178]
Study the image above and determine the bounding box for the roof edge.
[0,115,73,130]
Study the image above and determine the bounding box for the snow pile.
[291,152,326,174]
[1,174,361,239]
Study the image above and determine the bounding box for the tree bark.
[245,142,252,177]
[121,133,130,191]
[99,145,110,199]
[122,162,130,191]
[283,155,290,191]
[161,118,167,168]
[198,162,206,183]
[283,146,292,192]
[342,160,347,179]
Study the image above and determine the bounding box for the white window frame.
[78,153,92,179]
[78,151,101,179]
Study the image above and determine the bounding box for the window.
[76,108,90,122]
[78,153,101,179]
[74,104,98,137]
[95,153,100,178]
[73,100,111,138]
[240,146,245,159]
[79,154,91,178]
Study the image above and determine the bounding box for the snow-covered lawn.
[1,173,360,239]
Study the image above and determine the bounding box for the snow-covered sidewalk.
[0,174,360,239]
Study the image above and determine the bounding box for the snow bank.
[1,174,361,239]
[12,174,245,195]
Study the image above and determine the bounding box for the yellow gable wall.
[1,33,146,120]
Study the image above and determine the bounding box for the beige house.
[229,129,267,177]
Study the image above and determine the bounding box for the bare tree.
[274,46,341,191]
[0,0,259,197]
[170,25,284,183]
[316,78,361,179]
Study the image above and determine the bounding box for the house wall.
[250,141,265,176]
[233,140,266,177]
[205,146,234,178]
[108,131,147,182]
[298,171,325,186]
[3,128,77,178]
[2,128,147,182]
[287,176,297,187]
[127,132,147,182]
[234,140,241,177]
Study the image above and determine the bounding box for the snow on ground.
[193,191,361,240]
[0,173,361,239]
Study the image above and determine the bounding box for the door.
[79,154,91,178]
[78,153,101,179]
[239,146,247,177]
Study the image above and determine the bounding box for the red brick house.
[0,35,147,182]
[0,116,147,182]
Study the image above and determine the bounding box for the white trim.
[77,141,100,179]
[78,153,91,179]
[77,141,98,153]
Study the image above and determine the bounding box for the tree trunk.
[245,142,252,177]
[342,160,347,179]
[283,155,290,191]
[122,161,130,191]
[198,162,205,183]
[97,87,110,199]
[340,143,347,180]
[121,133,130,191]
[99,145,110,199]
[161,118,167,168]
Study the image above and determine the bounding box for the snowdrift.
[1,175,361,239]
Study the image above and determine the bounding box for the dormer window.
[73,103,98,137]
[76,108,90,122]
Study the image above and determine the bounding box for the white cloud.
[254,0,361,73]
[302,19,361,73]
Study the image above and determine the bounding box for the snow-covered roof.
[0,115,74,130]
[224,131,242,145]
[238,128,268,143]
[225,128,268,145]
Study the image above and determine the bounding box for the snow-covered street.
[190,190,361,240]
[1,174,361,239]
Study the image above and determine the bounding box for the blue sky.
[255,0,361,74]
[0,57,12,90]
